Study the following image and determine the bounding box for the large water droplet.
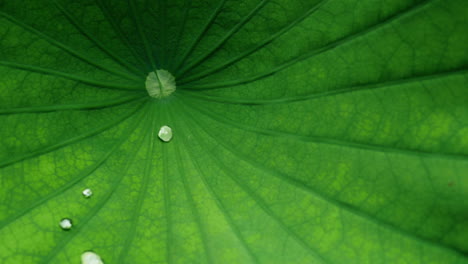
[81,251,104,264]
[82,188,93,198]
[145,69,176,98]
[59,218,72,230]
[158,125,173,142]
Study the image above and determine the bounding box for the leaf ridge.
[180,97,468,161]
[38,102,150,264]
[0,61,143,91]
[94,0,147,66]
[178,0,330,84]
[52,0,146,76]
[172,0,228,73]
[173,134,214,264]
[176,0,271,77]
[159,107,173,264]
[180,0,436,89]
[0,104,148,231]
[0,11,142,82]
[182,108,330,264]
[180,99,468,257]
[175,107,260,263]
[167,0,192,71]
[118,102,157,263]
[178,68,468,104]
[128,0,158,69]
[0,95,146,115]
[0,101,146,169]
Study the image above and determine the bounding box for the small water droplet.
[81,251,104,264]
[59,218,72,230]
[158,125,173,142]
[82,188,93,198]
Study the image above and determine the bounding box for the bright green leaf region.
[0,0,467,263]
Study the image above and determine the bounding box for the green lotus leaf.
[0,0,467,263]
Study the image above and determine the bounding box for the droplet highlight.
[158,125,173,142]
[82,188,93,198]
[59,218,72,230]
[81,251,104,264]
[145,69,176,98]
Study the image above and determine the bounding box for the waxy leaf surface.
[0,0,467,263]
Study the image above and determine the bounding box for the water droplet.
[145,69,176,98]
[158,125,173,142]
[59,218,72,230]
[82,188,93,198]
[81,251,104,264]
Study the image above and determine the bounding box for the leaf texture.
[0,0,467,263]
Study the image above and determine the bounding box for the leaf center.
[145,69,176,98]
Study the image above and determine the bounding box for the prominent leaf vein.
[39,103,149,264]
[178,68,468,104]
[0,11,141,82]
[0,61,143,91]
[94,0,147,66]
[128,0,158,69]
[178,0,330,84]
[180,97,468,161]
[172,0,228,73]
[173,136,214,264]
[52,0,146,76]
[180,0,435,89]
[180,99,468,257]
[118,102,156,263]
[0,95,146,115]
[183,108,330,264]
[0,104,147,231]
[176,0,271,77]
[0,101,146,169]
[176,108,260,263]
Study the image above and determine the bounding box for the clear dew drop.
[145,69,176,98]
[158,125,173,142]
[82,188,93,198]
[81,251,104,264]
[59,218,72,230]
